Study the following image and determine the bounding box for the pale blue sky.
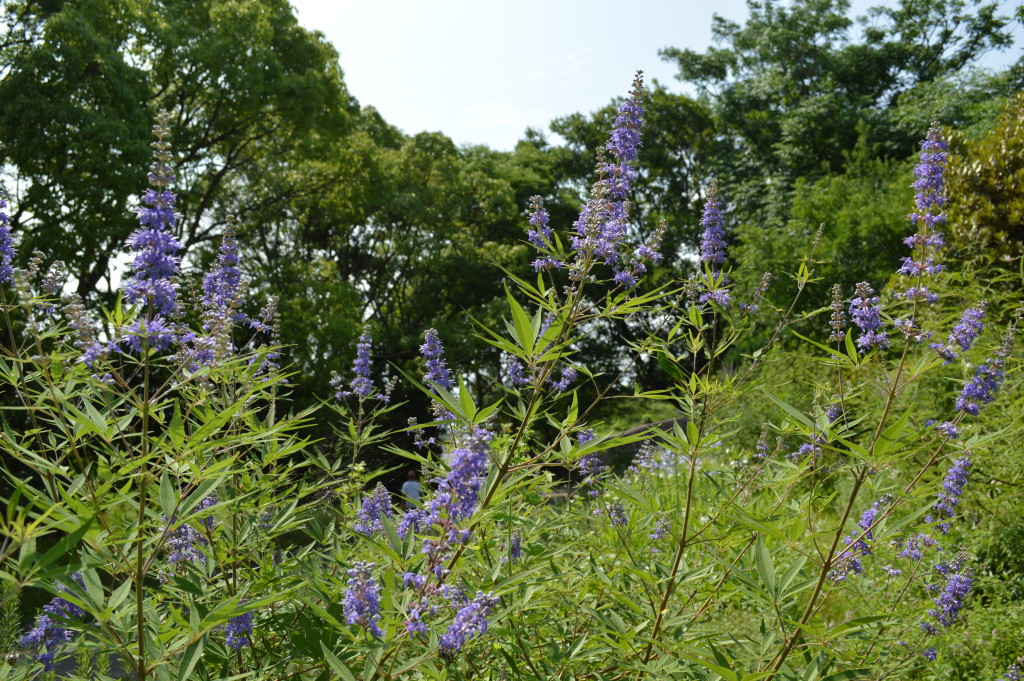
[289,0,1022,151]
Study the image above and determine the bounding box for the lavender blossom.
[698,183,726,268]
[344,562,383,637]
[1004,663,1021,680]
[898,286,939,304]
[928,566,972,628]
[606,502,628,527]
[897,123,949,298]
[226,610,253,649]
[911,124,949,232]
[934,304,986,363]
[166,520,206,564]
[506,357,530,386]
[0,194,15,285]
[426,428,491,524]
[627,440,655,477]
[929,420,959,439]
[569,72,644,278]
[438,591,499,658]
[790,403,840,461]
[527,196,552,247]
[250,295,281,374]
[122,315,176,353]
[755,424,770,458]
[898,534,924,561]
[21,574,86,670]
[956,360,1004,415]
[789,442,820,461]
[699,288,732,308]
[649,516,668,542]
[124,191,181,315]
[830,497,890,581]
[636,221,665,266]
[354,483,393,535]
[124,115,181,318]
[932,456,971,534]
[421,328,455,391]
[849,282,888,351]
[404,597,431,638]
[948,305,986,353]
[346,325,375,398]
[164,494,216,565]
[740,271,772,313]
[550,366,577,392]
[397,507,428,539]
[504,530,522,563]
[577,453,606,495]
[202,222,245,321]
[894,317,930,343]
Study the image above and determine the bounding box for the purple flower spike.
[912,124,949,220]
[932,456,970,534]
[606,79,644,164]
[577,452,606,495]
[699,183,726,268]
[438,591,499,658]
[829,497,892,581]
[122,316,176,353]
[506,357,530,386]
[898,124,949,298]
[699,288,732,308]
[124,190,181,315]
[344,561,383,637]
[0,194,15,285]
[397,507,428,539]
[164,493,216,565]
[526,195,553,250]
[354,483,393,535]
[550,366,577,392]
[343,325,374,398]
[956,360,1004,415]
[226,610,253,649]
[569,72,645,275]
[421,328,455,392]
[606,502,628,527]
[121,113,182,356]
[505,530,522,563]
[21,574,86,671]
[849,282,888,351]
[426,428,492,524]
[928,567,972,627]
[202,223,245,322]
[936,304,986,364]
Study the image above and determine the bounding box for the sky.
[291,0,1022,151]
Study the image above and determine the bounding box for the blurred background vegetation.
[1,0,1022,675]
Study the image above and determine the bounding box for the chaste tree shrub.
[0,74,1020,681]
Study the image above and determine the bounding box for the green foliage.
[733,138,911,316]
[946,93,1024,264]
[0,0,355,304]
[0,576,19,653]
[659,0,1017,227]
[2,3,1024,678]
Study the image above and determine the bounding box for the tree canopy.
[1,0,1021,437]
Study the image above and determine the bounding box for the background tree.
[0,0,356,305]
[945,93,1024,265]
[659,0,1016,227]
